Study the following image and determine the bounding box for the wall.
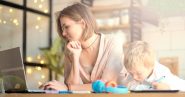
[142,17,185,79]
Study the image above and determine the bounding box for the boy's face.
[128,64,153,82]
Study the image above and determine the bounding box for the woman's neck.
[81,33,99,50]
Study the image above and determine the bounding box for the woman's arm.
[65,55,81,84]
[69,84,92,91]
[39,81,92,91]
[64,41,82,84]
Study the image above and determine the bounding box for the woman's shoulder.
[100,33,123,54]
[102,33,124,46]
[102,33,116,40]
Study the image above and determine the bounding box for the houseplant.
[41,37,65,79]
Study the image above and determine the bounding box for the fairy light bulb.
[13,19,18,24]
[41,75,45,79]
[40,60,45,64]
[37,17,41,21]
[9,9,13,13]
[15,23,19,26]
[39,4,43,9]
[34,0,38,3]
[36,67,42,71]
[44,9,48,13]
[3,21,6,24]
[38,81,42,85]
[27,56,33,62]
[35,25,39,29]
[27,68,32,74]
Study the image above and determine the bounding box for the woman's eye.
[65,26,69,29]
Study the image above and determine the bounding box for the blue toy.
[92,80,128,94]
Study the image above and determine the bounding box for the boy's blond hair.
[124,41,156,70]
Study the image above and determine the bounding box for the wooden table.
[1,92,185,97]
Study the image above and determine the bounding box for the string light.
[15,23,19,26]
[3,21,6,24]
[34,0,38,3]
[26,56,33,62]
[1,2,49,88]
[39,4,43,9]
[26,68,32,74]
[35,25,39,29]
[13,19,18,23]
[38,81,42,85]
[41,75,45,79]
[12,19,19,26]
[9,8,13,13]
[40,60,45,64]
[37,17,41,21]
[36,67,42,71]
[44,9,48,13]
[0,1,50,89]
[41,0,45,2]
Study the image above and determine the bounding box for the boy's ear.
[144,60,153,68]
[144,64,150,69]
[144,64,154,71]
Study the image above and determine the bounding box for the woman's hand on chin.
[67,41,82,57]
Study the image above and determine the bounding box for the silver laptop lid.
[0,47,28,91]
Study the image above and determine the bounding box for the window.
[0,5,23,51]
[0,0,52,89]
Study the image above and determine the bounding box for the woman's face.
[59,16,84,42]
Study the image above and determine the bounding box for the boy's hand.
[152,82,170,90]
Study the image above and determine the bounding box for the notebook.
[0,47,45,93]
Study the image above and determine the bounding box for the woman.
[40,3,127,91]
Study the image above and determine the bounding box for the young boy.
[123,41,185,91]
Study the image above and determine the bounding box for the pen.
[59,90,91,94]
[44,90,72,94]
[45,90,91,94]
[59,90,72,94]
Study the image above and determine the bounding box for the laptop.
[0,47,45,93]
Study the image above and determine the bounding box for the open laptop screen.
[0,47,27,92]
